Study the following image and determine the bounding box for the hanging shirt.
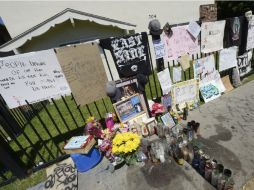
[100,32,151,78]
[238,16,249,56]
[224,16,243,48]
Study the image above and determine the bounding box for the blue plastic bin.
[70,148,102,172]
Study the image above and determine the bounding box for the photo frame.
[143,117,157,136]
[113,94,146,123]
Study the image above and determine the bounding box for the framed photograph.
[144,117,157,136]
[113,94,146,123]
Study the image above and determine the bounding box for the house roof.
[0,8,136,52]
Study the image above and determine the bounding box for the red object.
[151,103,165,116]
[81,135,94,148]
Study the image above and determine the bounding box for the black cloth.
[238,16,249,56]
[224,16,243,48]
[100,32,151,78]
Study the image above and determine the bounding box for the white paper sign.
[193,55,216,81]
[246,17,254,50]
[187,21,201,39]
[153,39,165,59]
[219,47,238,72]
[200,80,221,103]
[0,49,71,109]
[237,50,253,77]
[173,67,182,83]
[157,69,172,95]
[201,20,226,53]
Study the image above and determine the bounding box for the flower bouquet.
[85,116,103,139]
[112,132,141,165]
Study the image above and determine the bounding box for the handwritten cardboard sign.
[0,49,71,109]
[44,158,77,190]
[162,25,199,61]
[171,79,199,106]
[55,43,108,106]
[201,20,226,53]
[221,75,234,93]
[179,54,190,71]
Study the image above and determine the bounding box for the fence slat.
[26,100,63,157]
[71,93,86,123]
[61,96,79,129]
[51,98,71,132]
[18,107,55,161]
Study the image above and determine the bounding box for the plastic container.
[70,148,102,172]
[217,169,232,190]
[211,164,224,187]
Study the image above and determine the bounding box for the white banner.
[0,49,71,109]
[247,17,254,50]
[219,46,238,72]
[201,20,226,53]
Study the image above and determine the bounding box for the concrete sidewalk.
[29,81,254,190]
[77,81,254,190]
[187,80,254,190]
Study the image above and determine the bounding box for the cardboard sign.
[237,50,253,77]
[153,39,165,59]
[45,158,77,190]
[200,4,217,22]
[171,79,199,106]
[193,55,216,81]
[201,20,226,53]
[55,43,108,106]
[200,80,221,103]
[157,68,172,95]
[221,75,234,93]
[0,49,71,109]
[246,17,254,50]
[219,47,238,72]
[162,25,199,61]
[179,54,190,71]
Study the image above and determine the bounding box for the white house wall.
[0,1,214,38]
[0,1,214,81]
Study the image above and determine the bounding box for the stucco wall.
[0,1,214,38]
[0,1,214,81]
